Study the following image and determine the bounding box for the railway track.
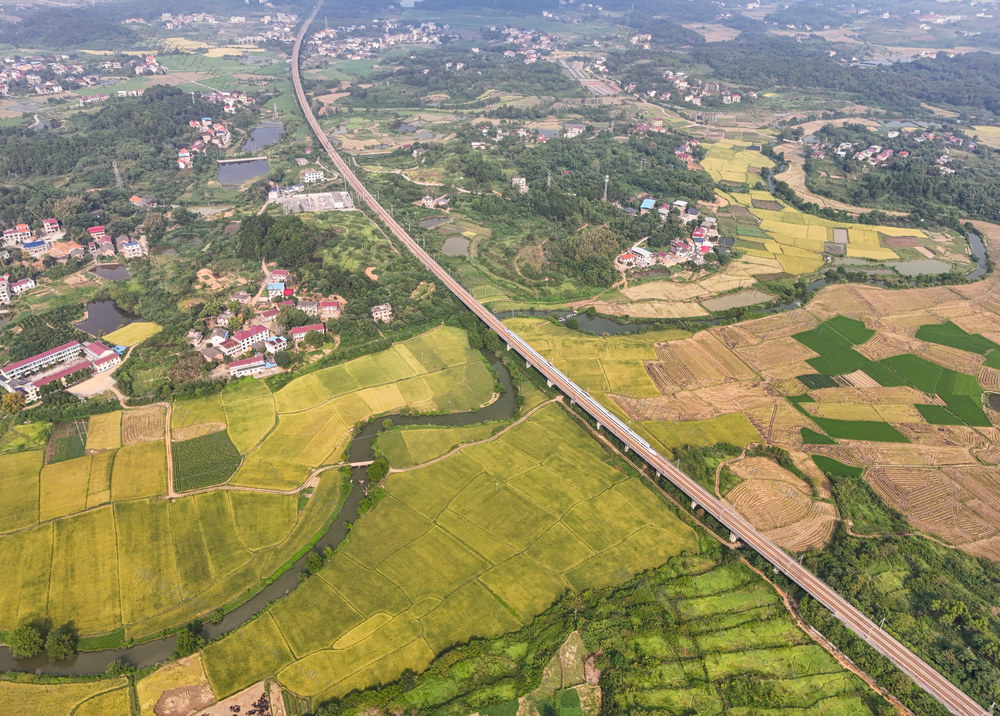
[290,7,989,714]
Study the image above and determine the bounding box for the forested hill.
[691,36,1000,118]
[0,86,217,184]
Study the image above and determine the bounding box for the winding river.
[0,351,516,675]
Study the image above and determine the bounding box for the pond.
[218,158,270,187]
[243,121,284,153]
[73,300,135,337]
[888,259,953,276]
[701,289,777,312]
[989,393,1000,412]
[419,216,451,230]
[0,351,517,675]
[441,236,470,257]
[90,264,131,282]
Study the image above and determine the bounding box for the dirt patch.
[172,421,226,442]
[196,268,233,292]
[751,199,783,211]
[122,405,167,445]
[883,235,921,248]
[155,683,214,716]
[365,266,379,281]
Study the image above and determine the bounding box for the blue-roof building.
[640,198,656,210]
[267,282,285,297]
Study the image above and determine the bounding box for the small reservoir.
[243,121,284,153]
[441,236,470,256]
[74,300,135,336]
[90,264,131,282]
[218,158,270,187]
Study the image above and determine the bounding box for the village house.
[87,225,106,240]
[208,328,230,347]
[215,310,235,328]
[41,218,59,235]
[512,177,528,194]
[85,342,120,372]
[120,241,147,259]
[371,303,393,323]
[218,324,269,357]
[228,354,268,378]
[265,336,288,353]
[267,282,285,298]
[258,308,280,325]
[289,323,325,343]
[298,300,319,316]
[0,274,9,304]
[230,291,252,304]
[3,224,32,244]
[320,300,341,319]
[270,269,290,282]
[10,277,35,294]
[22,241,47,259]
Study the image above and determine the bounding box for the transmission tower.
[603,174,610,202]
[640,157,648,171]
[112,160,124,192]
[547,171,551,188]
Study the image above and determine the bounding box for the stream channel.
[1,351,517,676]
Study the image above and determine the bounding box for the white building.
[371,303,393,323]
[303,170,325,183]
[229,355,267,378]
[10,277,35,294]
[0,274,9,304]
[264,336,287,353]
[512,177,528,194]
[0,341,82,381]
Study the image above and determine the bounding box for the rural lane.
[290,6,988,714]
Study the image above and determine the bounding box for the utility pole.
[603,174,609,202]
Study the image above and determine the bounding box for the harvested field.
[732,335,817,372]
[764,502,837,552]
[837,369,882,389]
[867,466,996,546]
[856,332,917,361]
[652,332,755,388]
[730,457,807,488]
[917,343,985,375]
[726,459,835,551]
[122,406,166,445]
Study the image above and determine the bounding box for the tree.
[172,207,197,225]
[45,626,77,662]
[6,624,43,658]
[104,659,134,677]
[274,350,291,368]
[0,392,26,415]
[172,626,206,659]
[367,455,389,482]
[305,551,325,574]
[304,330,325,349]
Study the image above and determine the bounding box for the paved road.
[290,6,988,714]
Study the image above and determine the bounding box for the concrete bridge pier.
[729,532,738,543]
[506,343,511,351]
[691,500,697,509]
[547,379,553,388]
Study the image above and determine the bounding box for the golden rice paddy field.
[0,327,497,639]
[201,403,700,701]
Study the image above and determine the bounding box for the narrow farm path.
[164,402,177,498]
[713,448,747,500]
